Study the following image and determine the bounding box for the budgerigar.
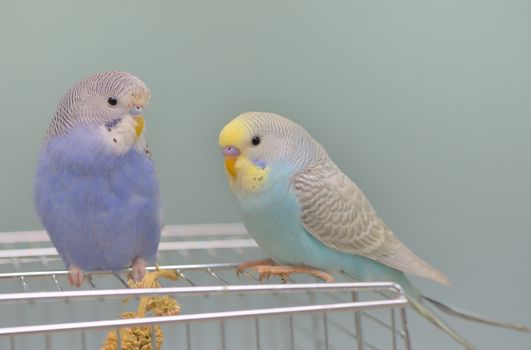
[219,112,530,349]
[34,70,161,287]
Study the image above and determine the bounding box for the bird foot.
[252,265,335,283]
[130,257,147,282]
[68,266,85,287]
[236,259,335,282]
[236,258,276,277]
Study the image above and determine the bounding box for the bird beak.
[222,146,240,177]
[130,106,144,137]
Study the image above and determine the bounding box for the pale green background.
[1,1,530,349]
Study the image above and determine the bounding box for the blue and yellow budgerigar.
[34,71,161,287]
[219,111,530,349]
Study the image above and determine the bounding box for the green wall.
[1,1,530,349]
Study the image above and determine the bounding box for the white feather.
[98,116,146,155]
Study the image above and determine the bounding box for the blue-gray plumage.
[34,70,160,287]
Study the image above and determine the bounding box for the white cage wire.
[0,224,411,350]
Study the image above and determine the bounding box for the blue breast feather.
[34,125,161,271]
[237,163,416,296]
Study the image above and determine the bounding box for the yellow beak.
[224,156,238,177]
[133,116,144,137]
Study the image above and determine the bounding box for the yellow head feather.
[219,114,269,193]
[219,117,248,149]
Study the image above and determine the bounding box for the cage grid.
[0,224,411,350]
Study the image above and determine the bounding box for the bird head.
[218,112,323,193]
[48,70,151,153]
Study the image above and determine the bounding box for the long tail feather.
[423,296,531,333]
[408,296,477,350]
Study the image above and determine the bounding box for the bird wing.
[291,161,450,286]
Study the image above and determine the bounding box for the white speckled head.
[48,70,150,138]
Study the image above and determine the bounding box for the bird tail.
[407,295,477,350]
[344,271,478,349]
[422,295,531,333]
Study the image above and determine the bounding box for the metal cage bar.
[0,224,413,350]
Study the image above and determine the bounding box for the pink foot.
[236,258,276,276]
[68,266,85,287]
[131,257,147,282]
[253,265,335,283]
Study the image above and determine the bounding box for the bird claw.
[251,265,335,283]
[236,259,335,283]
[129,257,148,282]
[236,258,276,277]
[68,266,85,287]
[254,268,289,283]
[309,270,335,283]
[251,266,290,283]
[254,266,275,282]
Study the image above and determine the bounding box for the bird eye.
[107,97,118,106]
[251,136,261,146]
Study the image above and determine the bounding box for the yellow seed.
[100,270,180,350]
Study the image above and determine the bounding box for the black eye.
[251,136,261,146]
[107,97,118,106]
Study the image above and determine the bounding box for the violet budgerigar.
[34,70,161,287]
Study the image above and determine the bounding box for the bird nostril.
[223,146,239,156]
[130,105,143,116]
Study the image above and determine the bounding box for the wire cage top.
[0,223,411,350]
